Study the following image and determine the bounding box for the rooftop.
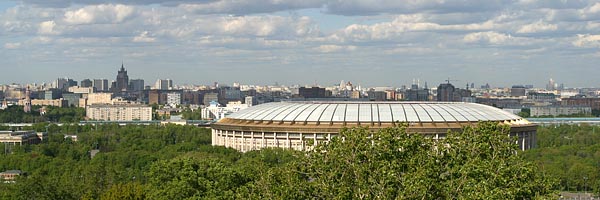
[224,101,529,125]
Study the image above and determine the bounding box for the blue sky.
[1,0,600,88]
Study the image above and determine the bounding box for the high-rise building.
[167,92,182,106]
[93,79,109,92]
[154,79,173,90]
[546,78,556,91]
[116,64,129,92]
[203,93,219,106]
[80,79,93,88]
[129,79,144,92]
[44,89,62,100]
[62,93,82,107]
[510,85,526,97]
[245,96,255,106]
[54,78,76,91]
[437,83,455,102]
[23,87,31,113]
[299,87,328,98]
[437,83,471,102]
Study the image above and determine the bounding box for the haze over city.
[1,0,600,87]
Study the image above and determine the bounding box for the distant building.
[561,97,600,111]
[154,79,173,90]
[19,99,68,107]
[93,79,109,92]
[202,101,250,120]
[80,79,93,88]
[44,89,62,100]
[167,92,182,106]
[219,87,242,104]
[546,78,557,91]
[62,93,82,107]
[23,87,31,113]
[129,79,144,92]
[54,78,77,91]
[527,92,557,101]
[203,93,219,106]
[245,96,255,106]
[367,91,387,101]
[350,91,361,99]
[86,105,152,121]
[68,86,94,94]
[0,170,24,182]
[530,106,592,117]
[510,85,527,97]
[405,84,429,101]
[0,130,47,145]
[436,83,471,102]
[299,87,329,98]
[115,64,129,92]
[86,93,113,106]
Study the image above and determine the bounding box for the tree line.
[0,105,85,123]
[0,122,557,199]
[522,124,600,194]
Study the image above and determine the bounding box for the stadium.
[211,101,536,152]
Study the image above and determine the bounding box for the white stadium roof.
[226,101,527,124]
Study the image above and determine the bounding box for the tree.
[245,122,557,199]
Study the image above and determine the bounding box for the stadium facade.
[211,101,536,152]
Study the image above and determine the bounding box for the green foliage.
[522,124,600,194]
[0,105,84,123]
[0,124,217,199]
[519,108,531,118]
[244,122,556,199]
[0,122,558,199]
[100,182,146,200]
[181,108,202,120]
[0,105,45,123]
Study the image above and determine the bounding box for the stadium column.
[286,132,290,149]
[261,132,265,148]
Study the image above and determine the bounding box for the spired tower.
[116,63,129,92]
[24,86,31,113]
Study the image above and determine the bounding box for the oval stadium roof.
[225,101,529,125]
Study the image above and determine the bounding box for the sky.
[1,0,600,88]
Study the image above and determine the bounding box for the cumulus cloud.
[573,34,600,48]
[179,0,324,15]
[63,4,135,25]
[38,20,58,35]
[315,44,357,53]
[516,20,558,34]
[132,31,156,42]
[463,31,513,45]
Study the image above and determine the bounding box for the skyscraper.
[116,64,129,92]
[129,79,145,92]
[154,79,173,90]
[437,83,455,102]
[93,79,109,92]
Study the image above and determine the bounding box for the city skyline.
[1,1,600,87]
[0,64,586,89]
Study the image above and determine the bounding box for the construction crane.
[445,77,459,84]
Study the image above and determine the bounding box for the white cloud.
[516,20,558,33]
[63,4,135,25]
[316,45,357,53]
[463,31,512,45]
[573,34,600,48]
[4,42,21,49]
[132,31,156,42]
[38,20,58,35]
